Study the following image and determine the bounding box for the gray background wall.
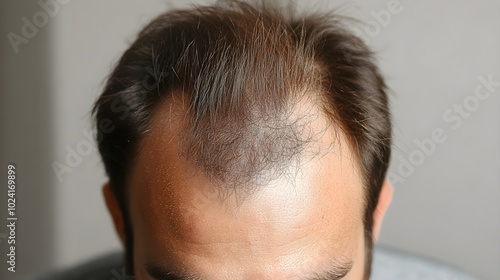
[0,0,498,280]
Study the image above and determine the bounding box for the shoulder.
[371,246,478,280]
[25,252,126,280]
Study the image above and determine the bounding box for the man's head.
[93,1,392,279]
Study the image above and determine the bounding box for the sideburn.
[121,205,135,277]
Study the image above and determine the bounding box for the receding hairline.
[128,88,360,199]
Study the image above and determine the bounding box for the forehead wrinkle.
[146,250,353,280]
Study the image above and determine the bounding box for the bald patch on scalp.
[149,91,340,200]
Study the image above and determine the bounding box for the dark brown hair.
[93,1,391,278]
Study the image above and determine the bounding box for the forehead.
[127,95,365,278]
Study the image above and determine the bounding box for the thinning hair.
[93,1,391,278]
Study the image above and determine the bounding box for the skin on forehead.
[127,94,367,280]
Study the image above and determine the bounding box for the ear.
[103,182,126,245]
[372,179,393,241]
